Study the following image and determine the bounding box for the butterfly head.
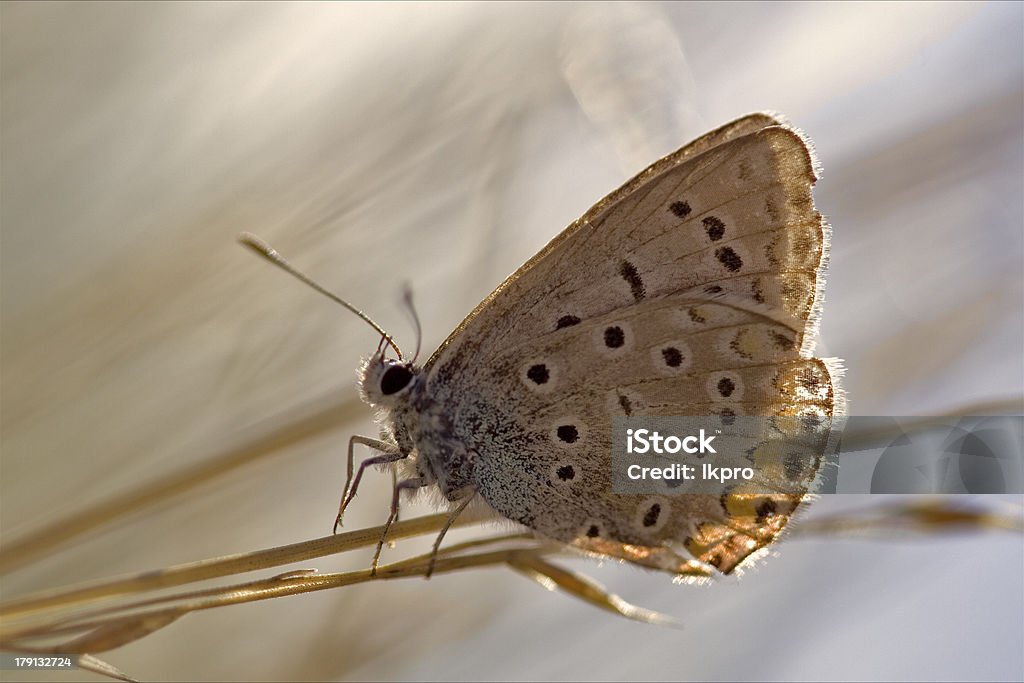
[359,354,420,407]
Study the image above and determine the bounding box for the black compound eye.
[380,365,413,395]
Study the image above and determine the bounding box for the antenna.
[239,233,402,360]
[401,284,423,363]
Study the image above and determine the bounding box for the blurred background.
[1,2,1022,681]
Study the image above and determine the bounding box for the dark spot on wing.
[751,278,765,303]
[604,326,625,348]
[557,425,579,443]
[771,331,796,351]
[618,393,633,416]
[798,366,822,392]
[717,377,736,397]
[556,315,581,329]
[642,503,661,527]
[785,451,807,481]
[703,216,726,241]
[619,260,645,301]
[730,332,753,360]
[527,364,549,385]
[755,498,778,522]
[662,347,683,367]
[716,246,743,272]
[669,200,691,218]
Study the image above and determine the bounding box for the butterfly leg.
[425,492,476,579]
[334,436,404,534]
[370,476,429,576]
[390,467,400,528]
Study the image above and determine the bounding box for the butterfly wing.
[423,113,839,575]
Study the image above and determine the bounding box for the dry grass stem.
[1,399,1020,680]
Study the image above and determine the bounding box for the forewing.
[424,113,838,575]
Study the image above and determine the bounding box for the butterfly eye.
[380,364,413,395]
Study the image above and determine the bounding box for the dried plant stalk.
[1,399,1021,681]
[1,515,680,683]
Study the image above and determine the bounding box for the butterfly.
[246,112,841,580]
